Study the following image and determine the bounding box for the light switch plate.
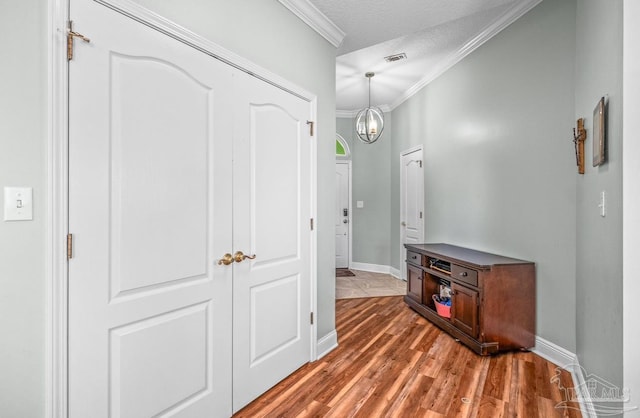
[4,187,33,221]
[356,200,364,209]
[599,190,606,217]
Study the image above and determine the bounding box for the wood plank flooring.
[233,296,581,418]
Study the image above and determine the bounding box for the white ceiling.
[305,0,541,114]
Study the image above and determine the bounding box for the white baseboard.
[349,263,404,280]
[533,336,577,367]
[571,362,597,418]
[350,262,391,274]
[532,336,595,418]
[389,267,402,280]
[316,330,338,360]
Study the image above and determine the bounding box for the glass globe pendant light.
[355,72,384,144]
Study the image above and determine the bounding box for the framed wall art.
[593,97,606,167]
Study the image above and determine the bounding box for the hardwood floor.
[233,296,581,418]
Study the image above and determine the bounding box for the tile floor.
[336,269,407,299]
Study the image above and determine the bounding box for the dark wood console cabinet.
[404,243,535,355]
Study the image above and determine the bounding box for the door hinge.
[67,21,91,61]
[310,312,314,325]
[419,211,423,219]
[418,160,423,168]
[306,120,314,137]
[67,233,73,259]
[310,218,314,230]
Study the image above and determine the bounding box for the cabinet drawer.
[406,250,423,266]
[451,264,478,287]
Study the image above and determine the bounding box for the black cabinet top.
[405,243,533,269]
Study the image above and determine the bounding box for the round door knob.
[401,221,407,226]
[343,219,348,223]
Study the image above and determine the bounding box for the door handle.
[233,251,257,263]
[401,221,406,226]
[217,253,234,265]
[343,219,348,223]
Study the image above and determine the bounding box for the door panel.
[110,54,211,298]
[250,105,300,263]
[335,163,349,268]
[232,71,312,412]
[400,148,424,280]
[251,274,300,362]
[68,1,233,416]
[111,302,211,417]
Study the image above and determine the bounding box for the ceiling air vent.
[384,53,407,63]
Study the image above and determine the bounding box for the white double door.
[68,1,312,416]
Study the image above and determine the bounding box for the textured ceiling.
[306,0,537,113]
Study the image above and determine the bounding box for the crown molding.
[389,0,543,111]
[336,110,355,118]
[336,103,392,118]
[278,0,345,48]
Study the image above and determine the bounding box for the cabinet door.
[407,264,423,303]
[451,283,479,339]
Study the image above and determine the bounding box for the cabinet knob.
[459,272,468,277]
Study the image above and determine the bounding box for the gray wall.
[389,0,578,350]
[575,0,623,391]
[336,117,354,150]
[0,1,47,416]
[0,1,336,416]
[336,117,393,266]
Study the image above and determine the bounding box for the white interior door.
[335,162,350,269]
[68,1,233,416]
[231,71,312,412]
[400,147,425,280]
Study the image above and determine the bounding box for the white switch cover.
[599,191,606,217]
[4,187,33,221]
[356,200,364,209]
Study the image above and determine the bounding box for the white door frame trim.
[335,160,352,268]
[48,1,71,416]
[48,1,318,416]
[399,145,424,281]
[335,133,351,159]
